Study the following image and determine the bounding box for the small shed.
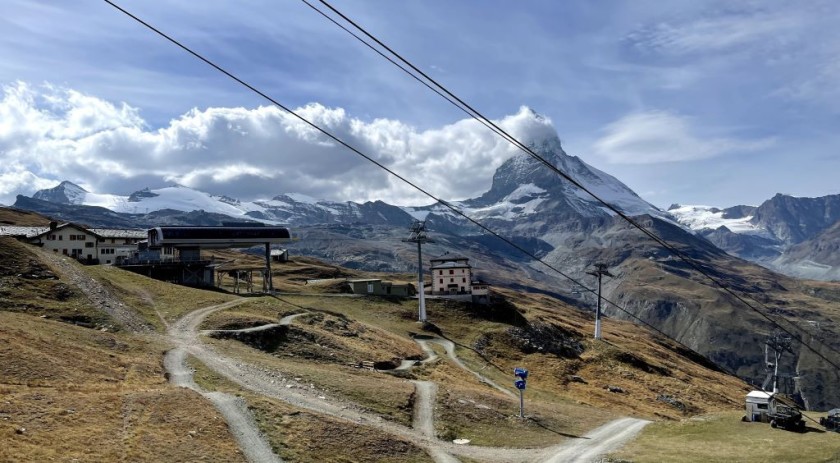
[745,390,773,422]
[347,279,415,297]
[270,248,289,262]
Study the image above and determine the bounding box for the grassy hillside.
[0,311,245,462]
[0,206,52,226]
[610,411,840,463]
[3,234,838,461]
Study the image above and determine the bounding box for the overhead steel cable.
[308,0,840,372]
[102,0,746,381]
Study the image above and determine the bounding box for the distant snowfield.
[669,205,759,233]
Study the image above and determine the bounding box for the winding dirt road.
[413,335,516,399]
[163,300,649,463]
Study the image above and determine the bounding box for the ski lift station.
[119,225,292,289]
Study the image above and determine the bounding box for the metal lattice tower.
[403,220,434,322]
[763,331,794,394]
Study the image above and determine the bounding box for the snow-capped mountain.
[670,194,840,280]
[460,136,665,220]
[24,134,665,232]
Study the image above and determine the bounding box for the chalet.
[0,221,146,265]
[28,222,102,263]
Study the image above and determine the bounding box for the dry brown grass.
[0,237,110,327]
[189,357,431,463]
[0,312,245,462]
[0,207,52,226]
[82,265,237,330]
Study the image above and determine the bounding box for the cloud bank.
[0,82,559,206]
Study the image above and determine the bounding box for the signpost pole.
[514,367,528,419]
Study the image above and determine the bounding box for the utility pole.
[586,263,613,340]
[403,221,434,322]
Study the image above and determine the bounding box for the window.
[439,270,443,275]
[757,403,768,410]
[69,235,75,241]
[449,270,454,275]
[98,238,105,243]
[450,278,454,283]
[439,279,443,284]
[85,242,94,248]
[367,283,374,294]
[62,249,67,255]
[462,278,466,283]
[58,235,62,240]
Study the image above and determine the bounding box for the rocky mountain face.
[32,180,88,205]
[671,194,840,281]
[12,134,840,410]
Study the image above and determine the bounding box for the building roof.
[89,228,147,239]
[29,223,101,240]
[0,226,48,238]
[746,390,772,399]
[431,261,471,270]
[430,251,469,263]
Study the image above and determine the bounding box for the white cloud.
[0,82,558,206]
[592,110,774,164]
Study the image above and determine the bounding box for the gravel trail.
[539,417,651,463]
[36,248,153,333]
[414,336,516,399]
[164,347,283,463]
[168,300,648,463]
[412,380,460,463]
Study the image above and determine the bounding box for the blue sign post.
[514,367,528,418]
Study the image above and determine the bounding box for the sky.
[1,0,839,209]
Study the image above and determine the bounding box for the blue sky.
[1,0,839,208]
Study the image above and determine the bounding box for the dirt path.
[412,380,460,463]
[35,248,153,333]
[166,300,648,463]
[414,336,516,399]
[164,347,283,463]
[539,417,651,463]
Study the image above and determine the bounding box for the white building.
[3,222,146,265]
[88,228,147,264]
[430,252,473,294]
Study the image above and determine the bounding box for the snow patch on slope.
[461,183,548,221]
[670,205,759,233]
